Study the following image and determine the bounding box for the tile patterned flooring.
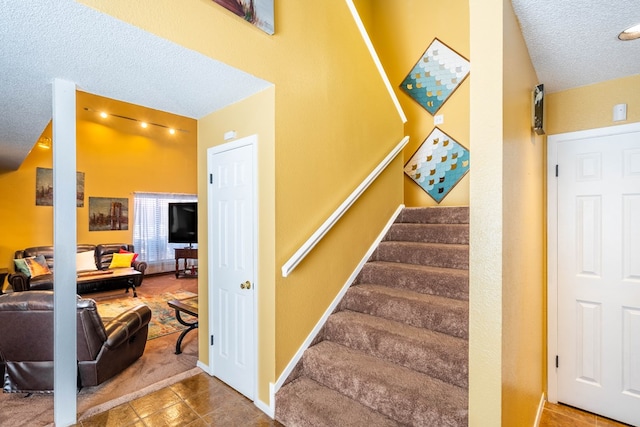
[77,377,637,427]
[540,402,633,427]
[76,372,282,427]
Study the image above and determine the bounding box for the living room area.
[0,91,207,424]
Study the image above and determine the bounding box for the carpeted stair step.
[302,341,468,426]
[323,310,468,388]
[340,284,468,339]
[355,261,468,301]
[395,206,469,224]
[372,241,469,270]
[276,377,402,427]
[384,223,469,244]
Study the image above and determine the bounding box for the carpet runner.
[275,206,469,426]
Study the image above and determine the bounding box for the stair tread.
[356,261,469,301]
[342,284,468,339]
[379,240,470,249]
[304,341,468,426]
[385,223,469,244]
[396,206,469,224]
[325,310,468,388]
[276,377,402,427]
[374,241,469,270]
[364,260,469,278]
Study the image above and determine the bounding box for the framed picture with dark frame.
[88,197,129,231]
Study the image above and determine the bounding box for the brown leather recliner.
[0,291,151,393]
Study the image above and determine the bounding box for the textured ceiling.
[0,0,271,171]
[512,0,640,93]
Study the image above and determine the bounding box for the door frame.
[547,121,640,403]
[207,135,259,400]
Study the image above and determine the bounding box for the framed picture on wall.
[88,197,128,231]
[211,0,274,35]
[35,167,85,207]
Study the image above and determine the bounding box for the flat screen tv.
[168,202,197,246]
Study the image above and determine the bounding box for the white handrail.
[281,136,409,277]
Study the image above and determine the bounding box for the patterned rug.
[96,290,197,340]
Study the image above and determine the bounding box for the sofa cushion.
[76,250,98,272]
[24,255,51,278]
[14,258,30,276]
[109,253,135,269]
[119,248,139,263]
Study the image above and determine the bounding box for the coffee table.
[77,268,142,297]
[167,296,198,354]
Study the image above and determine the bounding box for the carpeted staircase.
[276,206,469,426]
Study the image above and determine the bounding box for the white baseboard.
[254,390,275,419]
[269,204,405,408]
[534,393,546,427]
[196,360,212,375]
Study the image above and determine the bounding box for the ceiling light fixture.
[618,23,640,40]
[83,107,189,134]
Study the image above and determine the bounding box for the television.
[168,202,197,246]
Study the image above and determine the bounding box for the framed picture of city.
[35,167,85,207]
[88,197,129,231]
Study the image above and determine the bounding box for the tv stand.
[175,247,198,278]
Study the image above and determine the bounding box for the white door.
[552,126,640,426]
[208,136,256,400]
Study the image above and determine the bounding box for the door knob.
[240,280,251,290]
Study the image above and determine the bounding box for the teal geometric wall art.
[399,38,470,115]
[404,127,470,203]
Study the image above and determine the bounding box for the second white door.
[554,127,640,426]
[208,137,256,400]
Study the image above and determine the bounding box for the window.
[133,192,197,274]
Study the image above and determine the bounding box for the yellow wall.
[359,0,470,207]
[197,87,276,405]
[78,0,406,406]
[501,0,545,424]
[546,74,640,135]
[469,0,545,425]
[0,92,197,292]
[469,0,504,423]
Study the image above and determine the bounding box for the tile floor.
[76,372,282,427]
[540,401,633,427]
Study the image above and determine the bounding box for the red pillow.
[119,248,139,264]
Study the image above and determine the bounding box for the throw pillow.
[118,248,139,263]
[76,250,98,272]
[14,258,30,276]
[109,252,135,269]
[24,255,51,278]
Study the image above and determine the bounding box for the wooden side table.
[174,248,198,278]
[0,268,8,295]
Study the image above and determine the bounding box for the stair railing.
[281,136,409,277]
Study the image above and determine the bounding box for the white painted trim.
[196,360,213,375]
[254,388,275,419]
[344,0,407,124]
[281,136,409,277]
[273,204,404,400]
[546,121,640,403]
[533,393,546,427]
